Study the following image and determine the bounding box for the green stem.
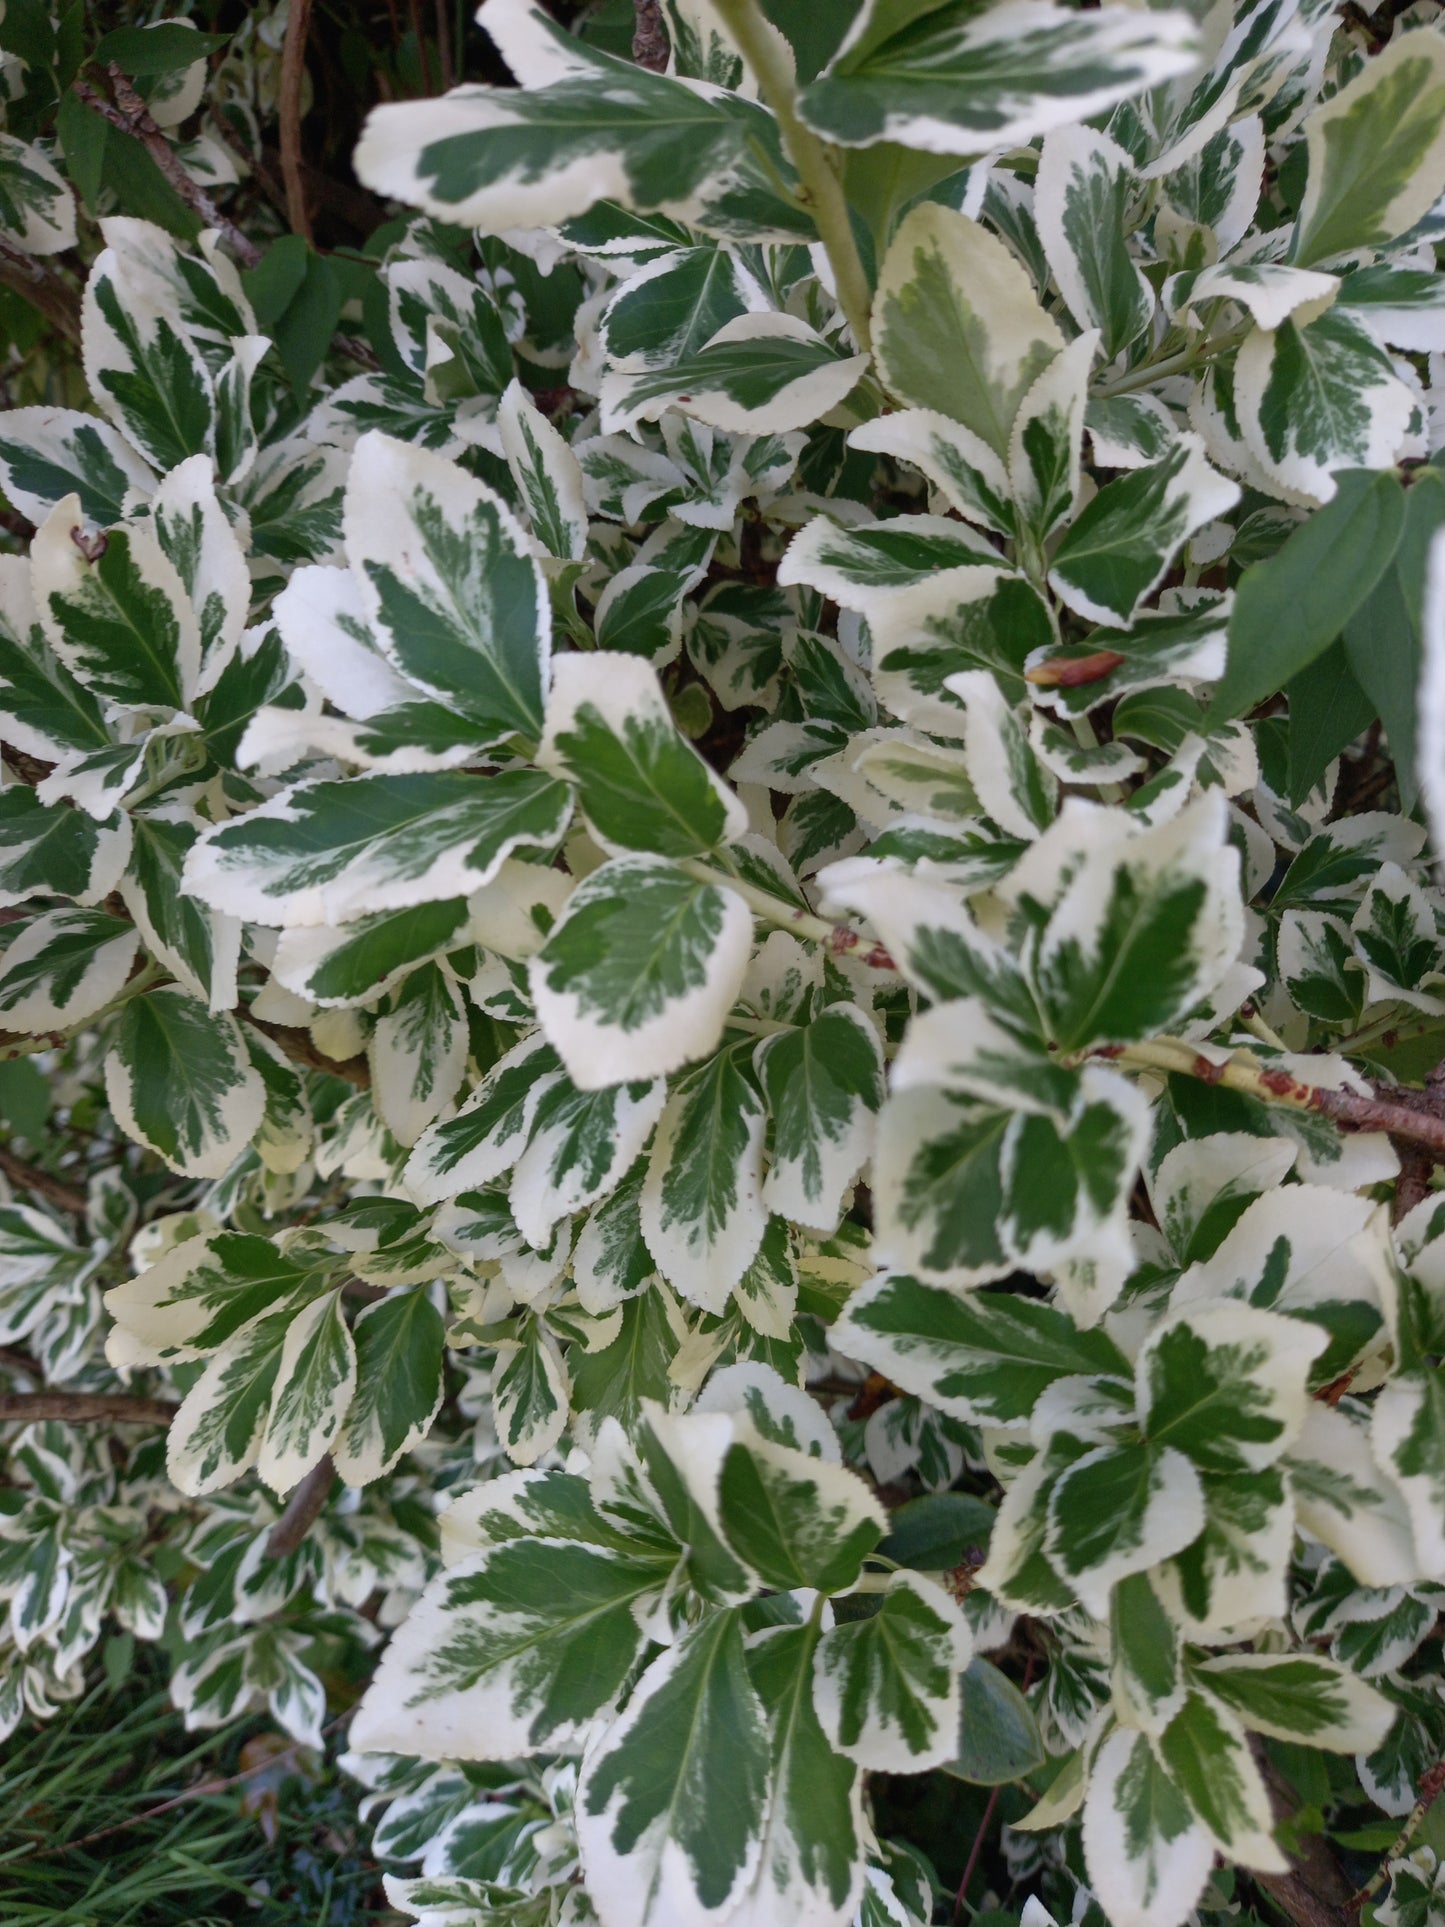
[0,962,167,1061]
[1068,712,1127,805]
[1336,1004,1413,1053]
[678,858,895,967]
[710,0,874,354]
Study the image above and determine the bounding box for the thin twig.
[0,237,81,344]
[76,74,261,268]
[408,0,435,95]
[9,1716,349,1861]
[0,1144,88,1216]
[435,0,455,89]
[265,1453,336,1559]
[952,1784,1001,1924]
[0,1392,177,1425]
[241,1009,370,1088]
[278,0,316,242]
[1349,1761,1445,1910]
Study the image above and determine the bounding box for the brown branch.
[265,1453,335,1559]
[0,238,81,344]
[278,0,316,242]
[435,0,455,90]
[241,1010,370,1088]
[633,0,670,70]
[0,1144,88,1217]
[73,76,261,268]
[1350,1761,1445,1911]
[1253,1741,1353,1927]
[0,1392,177,1425]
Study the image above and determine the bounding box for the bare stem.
[279,0,317,242]
[678,859,896,970]
[709,0,874,353]
[265,1453,336,1559]
[0,1145,88,1217]
[1107,1037,1445,1161]
[0,237,81,344]
[77,74,261,268]
[0,1392,177,1425]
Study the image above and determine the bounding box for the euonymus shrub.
[4,1,1445,1924]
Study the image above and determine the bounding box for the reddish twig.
[952,1785,1001,1925]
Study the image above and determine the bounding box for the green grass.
[0,1645,397,1926]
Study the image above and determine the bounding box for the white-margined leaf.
[82,238,216,473]
[577,1610,770,1927]
[835,1273,1131,1430]
[1293,29,1445,267]
[510,1073,667,1249]
[1037,127,1152,359]
[31,495,200,712]
[103,1229,328,1364]
[493,1318,571,1466]
[739,1623,866,1927]
[0,133,76,255]
[798,1,1199,156]
[370,963,469,1147]
[150,454,250,696]
[105,992,266,1180]
[600,313,868,436]
[1155,1691,1285,1871]
[356,0,754,234]
[540,652,746,857]
[717,1433,885,1593]
[1192,1652,1394,1754]
[872,205,1064,460]
[257,1290,356,1494]
[272,899,471,1009]
[344,431,550,744]
[756,1004,883,1233]
[350,1531,673,1760]
[183,769,571,926]
[529,856,752,1090]
[123,809,241,1012]
[811,1571,972,1772]
[641,1041,766,1314]
[497,378,588,563]
[0,410,155,542]
[1081,1724,1214,1927]
[1046,1440,1205,1618]
[0,909,137,1032]
[166,1308,293,1496]
[1234,309,1416,506]
[1046,435,1240,625]
[0,789,131,908]
[405,1034,562,1204]
[1012,794,1245,1051]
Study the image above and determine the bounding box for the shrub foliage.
[3,3,1445,1926]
